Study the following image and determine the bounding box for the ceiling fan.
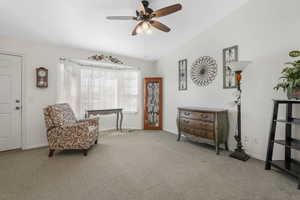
[106,0,182,36]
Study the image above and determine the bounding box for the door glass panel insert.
[147,81,160,127]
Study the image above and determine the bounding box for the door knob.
[16,100,20,103]
[16,106,21,110]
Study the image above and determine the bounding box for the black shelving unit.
[265,99,300,190]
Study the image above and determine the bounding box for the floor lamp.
[228,61,252,161]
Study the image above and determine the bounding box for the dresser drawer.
[180,110,214,121]
[180,118,214,131]
[181,126,215,140]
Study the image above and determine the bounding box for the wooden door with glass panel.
[144,78,163,130]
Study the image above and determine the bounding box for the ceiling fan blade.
[150,20,171,32]
[152,4,182,18]
[106,16,137,20]
[132,22,144,36]
[139,2,146,15]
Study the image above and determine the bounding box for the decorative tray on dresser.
[177,107,229,154]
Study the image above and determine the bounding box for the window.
[57,60,139,117]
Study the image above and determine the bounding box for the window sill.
[123,111,139,115]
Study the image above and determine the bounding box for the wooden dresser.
[177,107,229,154]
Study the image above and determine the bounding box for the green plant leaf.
[289,50,300,58]
[285,62,299,67]
[275,51,300,91]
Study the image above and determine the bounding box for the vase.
[287,88,300,100]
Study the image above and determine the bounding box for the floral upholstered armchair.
[43,103,99,157]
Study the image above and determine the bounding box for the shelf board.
[270,160,300,178]
[274,139,300,151]
[273,99,300,104]
[275,118,300,125]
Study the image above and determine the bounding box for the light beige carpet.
[0,130,299,200]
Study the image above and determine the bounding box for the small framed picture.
[223,45,239,89]
[178,59,188,91]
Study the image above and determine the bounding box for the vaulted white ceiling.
[0,0,248,60]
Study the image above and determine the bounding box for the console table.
[177,107,229,154]
[265,99,300,190]
[85,108,123,131]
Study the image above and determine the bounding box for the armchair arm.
[63,122,96,147]
[78,117,99,128]
[47,122,98,150]
[61,122,90,137]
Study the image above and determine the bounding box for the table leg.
[176,118,181,141]
[225,141,229,151]
[116,112,119,131]
[120,111,123,131]
[216,142,220,155]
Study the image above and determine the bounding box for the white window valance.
[60,57,140,71]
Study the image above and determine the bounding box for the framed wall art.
[178,59,188,91]
[191,56,217,87]
[223,45,239,89]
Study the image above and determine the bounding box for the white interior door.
[0,54,22,151]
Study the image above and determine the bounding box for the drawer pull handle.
[184,112,191,116]
[201,114,208,119]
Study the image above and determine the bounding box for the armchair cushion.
[48,103,77,127]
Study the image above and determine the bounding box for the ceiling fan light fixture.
[142,21,150,31]
[146,28,153,35]
[136,25,144,34]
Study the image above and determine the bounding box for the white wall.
[155,0,300,160]
[0,36,155,149]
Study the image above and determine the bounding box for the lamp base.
[230,149,250,161]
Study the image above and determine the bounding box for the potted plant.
[274,50,300,99]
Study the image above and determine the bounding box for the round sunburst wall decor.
[191,56,217,87]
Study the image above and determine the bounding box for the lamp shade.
[228,61,252,72]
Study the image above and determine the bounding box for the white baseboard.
[23,143,48,150]
[164,128,264,160]
[21,128,141,150]
[99,127,141,132]
[163,128,178,135]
